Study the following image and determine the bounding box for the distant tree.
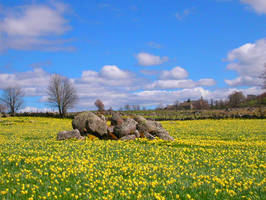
[214,99,226,109]
[132,105,140,111]
[0,86,24,116]
[156,102,164,110]
[124,104,131,111]
[257,92,266,105]
[214,100,219,108]
[210,99,214,109]
[174,100,180,109]
[228,91,245,108]
[47,74,78,117]
[94,99,105,111]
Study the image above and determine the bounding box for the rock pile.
[57,111,174,141]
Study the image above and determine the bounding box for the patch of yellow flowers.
[0,117,265,199]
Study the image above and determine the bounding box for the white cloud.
[100,65,129,79]
[225,76,261,87]
[241,0,266,14]
[208,87,263,100]
[1,4,69,37]
[0,68,50,94]
[80,65,136,88]
[135,52,168,66]
[146,66,215,89]
[198,79,216,86]
[147,80,196,89]
[147,78,216,90]
[19,106,54,113]
[0,2,73,51]
[160,66,189,80]
[135,87,211,105]
[225,39,266,87]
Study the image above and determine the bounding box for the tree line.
[162,91,266,111]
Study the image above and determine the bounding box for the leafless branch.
[0,86,24,116]
[47,74,78,117]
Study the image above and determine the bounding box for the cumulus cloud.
[80,65,137,88]
[160,66,189,80]
[0,68,50,95]
[135,52,168,66]
[100,65,129,79]
[134,87,211,106]
[147,78,216,90]
[145,66,216,90]
[0,2,73,51]
[198,79,216,86]
[225,76,261,87]
[225,39,266,87]
[147,80,196,89]
[241,0,266,14]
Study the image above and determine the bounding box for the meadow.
[0,117,265,200]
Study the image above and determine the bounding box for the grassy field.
[0,117,265,200]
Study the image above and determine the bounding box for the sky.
[0,0,265,111]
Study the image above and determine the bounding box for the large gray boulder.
[120,135,136,141]
[110,112,124,126]
[134,130,140,138]
[151,128,174,141]
[134,115,174,141]
[113,118,137,138]
[72,111,108,138]
[57,129,84,141]
[144,132,156,140]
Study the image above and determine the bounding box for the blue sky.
[0,0,265,111]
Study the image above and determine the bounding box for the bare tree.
[47,74,78,117]
[174,100,180,110]
[124,104,131,111]
[94,99,105,111]
[0,86,24,116]
[156,102,164,110]
[132,105,140,111]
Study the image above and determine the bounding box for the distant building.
[179,97,210,110]
[180,101,195,110]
